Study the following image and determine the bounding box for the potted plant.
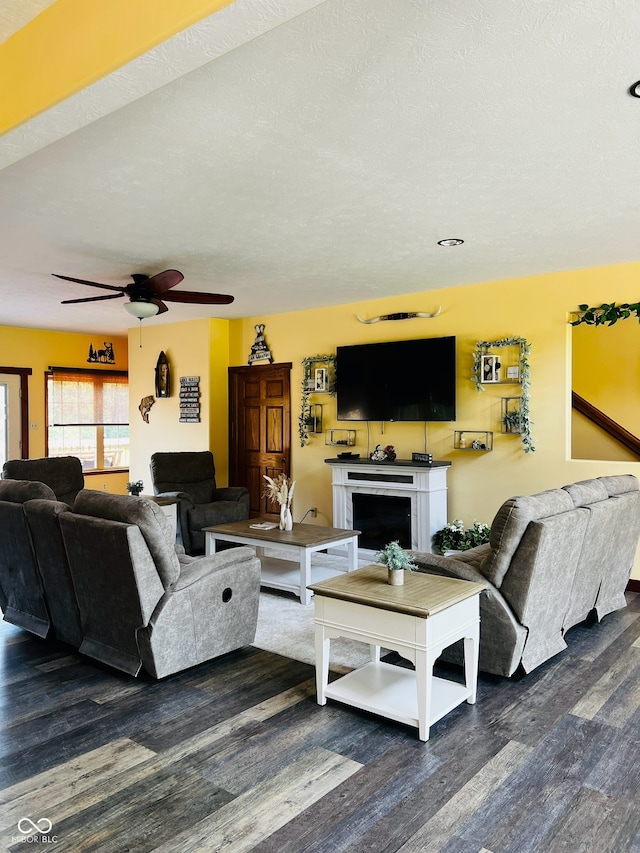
[502,409,523,434]
[377,540,415,586]
[432,520,465,555]
[463,521,491,549]
[432,520,490,555]
[126,480,144,496]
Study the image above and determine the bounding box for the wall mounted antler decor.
[356,309,441,324]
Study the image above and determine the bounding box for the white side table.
[308,565,486,741]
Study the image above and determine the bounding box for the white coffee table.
[204,520,361,605]
[308,565,486,741]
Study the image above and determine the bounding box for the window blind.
[48,368,128,427]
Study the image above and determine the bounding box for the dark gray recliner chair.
[2,456,84,506]
[59,490,261,678]
[150,451,249,555]
[0,479,54,637]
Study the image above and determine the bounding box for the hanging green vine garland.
[570,302,640,326]
[472,337,535,453]
[299,354,336,447]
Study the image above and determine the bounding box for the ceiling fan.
[53,269,234,319]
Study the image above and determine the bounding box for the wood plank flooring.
[0,591,638,852]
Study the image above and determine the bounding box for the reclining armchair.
[150,451,250,555]
[2,455,84,506]
[59,489,261,678]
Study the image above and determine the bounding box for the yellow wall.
[127,318,230,491]
[0,325,129,492]
[0,0,235,134]
[230,261,640,580]
[572,319,640,460]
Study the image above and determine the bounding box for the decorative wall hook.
[356,308,441,324]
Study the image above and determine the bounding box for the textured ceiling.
[1,0,640,335]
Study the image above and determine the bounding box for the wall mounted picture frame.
[314,367,327,391]
[480,354,501,383]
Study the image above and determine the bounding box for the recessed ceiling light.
[438,238,464,247]
[629,81,640,98]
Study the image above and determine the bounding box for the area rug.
[252,547,373,673]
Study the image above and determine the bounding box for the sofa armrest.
[409,551,489,586]
[172,546,256,590]
[213,486,249,503]
[155,490,194,507]
[410,550,527,677]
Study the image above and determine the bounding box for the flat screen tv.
[336,336,456,422]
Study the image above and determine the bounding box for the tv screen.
[336,336,456,422]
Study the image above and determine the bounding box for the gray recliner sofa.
[411,474,640,677]
[0,479,54,638]
[58,490,261,678]
[150,450,250,555]
[2,455,84,506]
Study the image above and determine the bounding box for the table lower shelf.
[260,556,348,599]
[324,661,472,730]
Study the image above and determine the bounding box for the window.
[46,368,129,471]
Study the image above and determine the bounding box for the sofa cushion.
[598,474,640,497]
[0,479,56,503]
[562,478,608,507]
[73,490,180,587]
[481,488,575,587]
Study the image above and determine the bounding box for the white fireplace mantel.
[325,457,451,557]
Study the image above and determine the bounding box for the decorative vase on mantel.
[280,504,293,531]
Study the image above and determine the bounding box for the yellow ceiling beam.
[0,0,235,135]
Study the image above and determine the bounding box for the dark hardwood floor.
[1,591,638,852]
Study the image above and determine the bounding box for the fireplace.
[326,457,451,558]
[352,493,412,551]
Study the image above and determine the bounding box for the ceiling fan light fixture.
[124,300,160,319]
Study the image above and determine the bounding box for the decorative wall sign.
[138,395,155,423]
[155,351,170,397]
[87,342,115,363]
[248,324,273,364]
[179,376,201,423]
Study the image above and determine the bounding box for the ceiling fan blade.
[150,298,169,314]
[61,293,124,304]
[52,273,125,293]
[161,289,234,305]
[145,269,184,295]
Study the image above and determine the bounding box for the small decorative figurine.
[155,351,170,397]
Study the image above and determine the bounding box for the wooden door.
[229,363,292,519]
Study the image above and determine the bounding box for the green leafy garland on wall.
[299,354,336,447]
[472,337,535,453]
[570,302,640,326]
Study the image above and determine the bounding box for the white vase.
[387,568,404,586]
[280,505,293,531]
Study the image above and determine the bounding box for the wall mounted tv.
[336,336,456,422]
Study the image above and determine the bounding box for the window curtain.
[49,369,128,426]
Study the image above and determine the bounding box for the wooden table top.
[308,564,486,617]
[203,519,361,548]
